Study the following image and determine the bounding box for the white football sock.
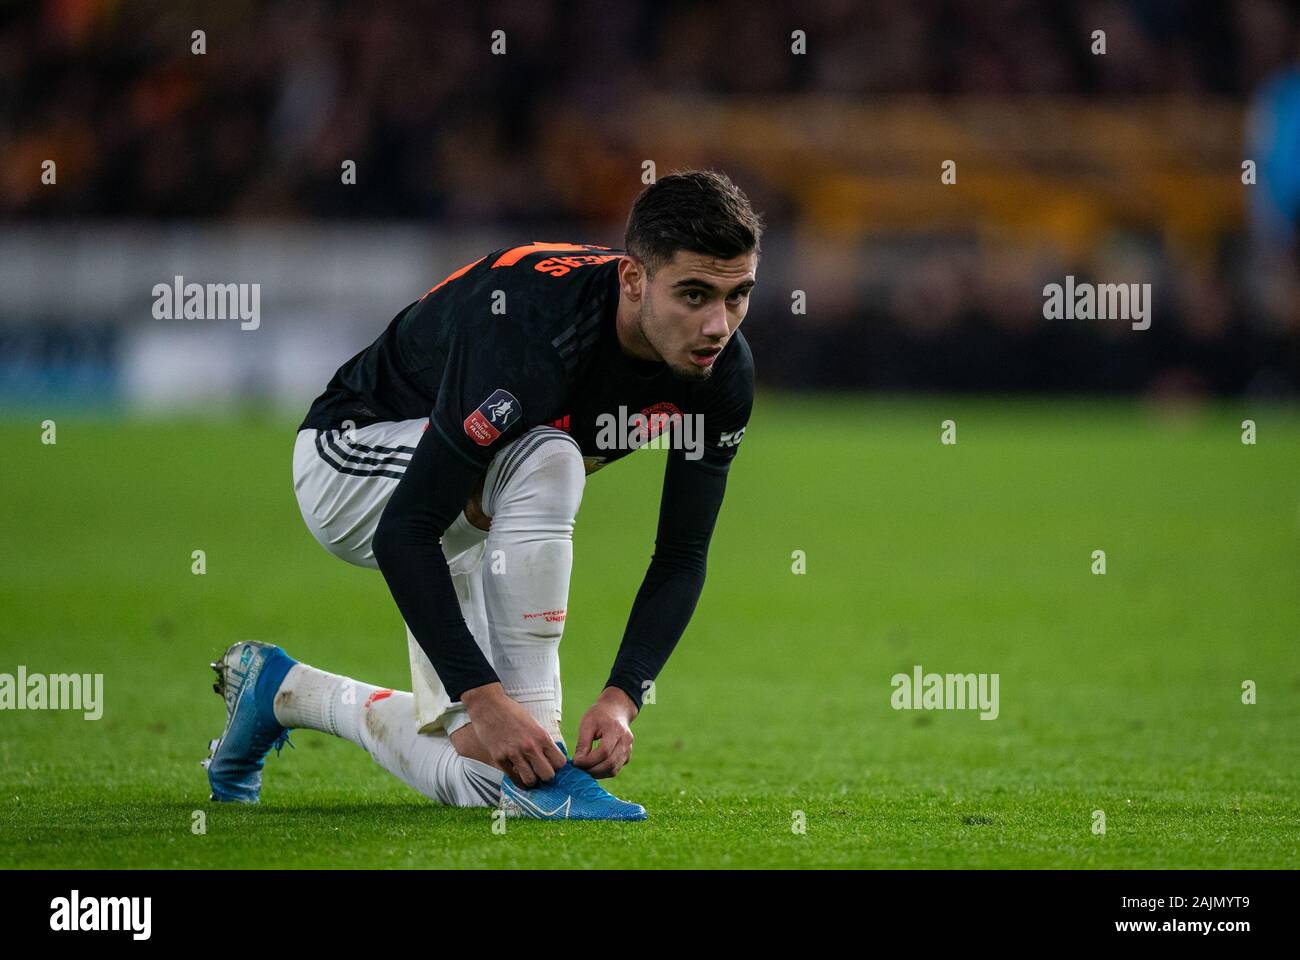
[481,430,585,743]
[273,662,502,807]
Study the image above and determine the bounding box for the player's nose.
[700,306,730,341]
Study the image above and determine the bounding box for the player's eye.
[684,290,705,305]
[726,291,748,304]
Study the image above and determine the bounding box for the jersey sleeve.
[603,338,755,707]
[373,424,499,701]
[604,450,731,708]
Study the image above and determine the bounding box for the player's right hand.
[461,682,566,786]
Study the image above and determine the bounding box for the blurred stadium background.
[2,0,1298,410]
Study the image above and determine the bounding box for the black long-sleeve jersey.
[301,242,753,706]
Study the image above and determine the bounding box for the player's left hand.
[573,687,638,779]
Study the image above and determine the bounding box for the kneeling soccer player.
[202,171,761,820]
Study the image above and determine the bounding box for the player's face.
[636,250,757,381]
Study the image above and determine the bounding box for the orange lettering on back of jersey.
[534,254,620,277]
[490,242,610,269]
[424,245,618,296]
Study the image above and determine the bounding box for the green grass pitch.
[1,395,1296,868]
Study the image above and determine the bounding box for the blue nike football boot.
[202,641,296,803]
[499,743,647,821]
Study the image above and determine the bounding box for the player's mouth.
[689,345,722,368]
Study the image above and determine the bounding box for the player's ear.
[618,256,645,302]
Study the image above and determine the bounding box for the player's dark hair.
[624,170,764,276]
